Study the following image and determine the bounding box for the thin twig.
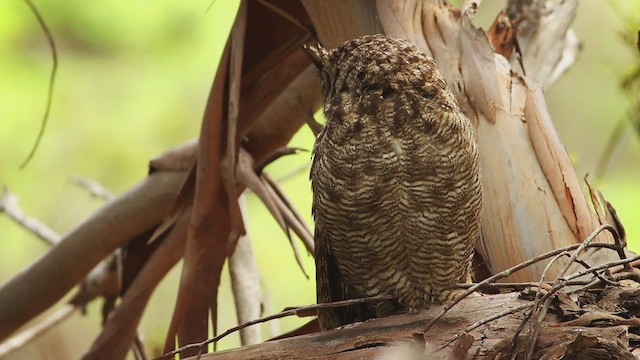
[518,251,569,360]
[565,269,620,295]
[511,255,610,359]
[0,304,76,357]
[524,254,640,359]
[566,278,604,295]
[274,163,310,184]
[604,197,627,247]
[517,279,571,359]
[607,221,631,272]
[154,295,394,360]
[20,0,58,169]
[0,186,61,245]
[254,147,307,176]
[523,225,616,360]
[573,258,617,286]
[441,250,640,358]
[69,175,114,201]
[564,254,640,283]
[506,307,534,358]
[557,225,619,283]
[263,173,314,252]
[421,240,620,334]
[132,330,149,360]
[453,280,593,290]
[260,174,308,278]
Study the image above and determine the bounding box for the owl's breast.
[311,34,482,324]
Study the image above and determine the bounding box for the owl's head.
[304,34,442,102]
[303,42,332,100]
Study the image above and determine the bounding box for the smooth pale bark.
[229,194,262,346]
[304,0,620,281]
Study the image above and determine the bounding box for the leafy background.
[0,0,638,358]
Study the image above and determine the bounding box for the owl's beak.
[303,43,327,71]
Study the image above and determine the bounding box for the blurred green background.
[0,0,639,358]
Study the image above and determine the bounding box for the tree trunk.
[303,0,623,282]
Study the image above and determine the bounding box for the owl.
[306,34,482,330]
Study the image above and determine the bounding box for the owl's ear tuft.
[304,43,328,71]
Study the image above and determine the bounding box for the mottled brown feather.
[308,35,482,330]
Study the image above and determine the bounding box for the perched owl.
[307,34,482,330]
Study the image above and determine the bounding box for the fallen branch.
[155,295,394,360]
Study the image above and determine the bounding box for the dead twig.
[0,186,60,245]
[154,295,394,360]
[132,331,149,360]
[564,254,640,283]
[573,258,618,286]
[520,224,619,360]
[440,248,640,357]
[509,251,568,359]
[523,253,640,359]
[263,173,314,253]
[254,147,307,175]
[421,239,621,335]
[423,224,627,356]
[20,0,58,169]
[453,280,593,290]
[0,304,75,357]
[508,253,615,358]
[69,176,114,201]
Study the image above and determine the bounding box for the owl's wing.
[315,226,364,330]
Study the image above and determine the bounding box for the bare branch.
[132,332,149,360]
[0,171,186,341]
[0,186,61,246]
[229,194,262,345]
[69,176,114,201]
[154,295,394,360]
[0,304,75,357]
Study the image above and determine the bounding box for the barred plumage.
[307,34,482,330]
